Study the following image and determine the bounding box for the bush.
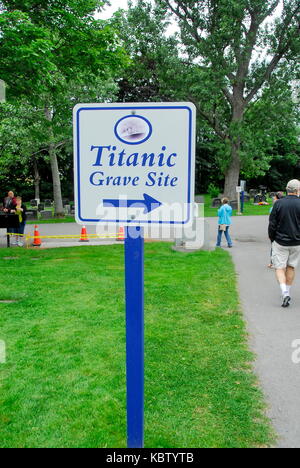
[207,183,220,199]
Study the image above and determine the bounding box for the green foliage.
[0,72,120,200]
[0,0,129,207]
[0,0,299,199]
[0,101,48,198]
[0,0,108,22]
[240,74,300,178]
[0,2,128,99]
[157,0,300,196]
[111,0,184,102]
[0,11,56,95]
[207,183,220,199]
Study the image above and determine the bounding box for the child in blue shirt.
[216,198,233,248]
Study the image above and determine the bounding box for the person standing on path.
[268,191,284,268]
[216,197,233,248]
[2,191,17,236]
[2,191,16,213]
[268,179,300,308]
[12,196,27,247]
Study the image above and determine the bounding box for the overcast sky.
[97,0,129,19]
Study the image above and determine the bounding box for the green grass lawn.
[0,244,274,448]
[27,216,75,225]
[203,194,272,217]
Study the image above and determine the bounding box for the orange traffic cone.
[32,225,42,247]
[117,226,125,241]
[79,226,89,242]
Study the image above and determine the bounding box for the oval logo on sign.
[114,115,152,145]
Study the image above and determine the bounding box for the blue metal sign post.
[241,190,245,213]
[240,180,246,213]
[125,226,144,448]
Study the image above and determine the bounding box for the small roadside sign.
[236,186,242,193]
[73,102,196,226]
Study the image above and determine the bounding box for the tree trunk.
[223,97,244,200]
[223,142,241,201]
[49,143,64,216]
[33,157,41,201]
[44,106,64,217]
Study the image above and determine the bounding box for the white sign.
[73,102,196,225]
[236,186,242,193]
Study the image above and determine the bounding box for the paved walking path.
[206,215,300,448]
[2,216,300,447]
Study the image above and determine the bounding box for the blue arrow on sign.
[103,193,162,214]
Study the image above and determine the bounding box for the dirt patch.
[235,237,258,243]
[50,258,69,262]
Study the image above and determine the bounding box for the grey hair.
[286,179,300,194]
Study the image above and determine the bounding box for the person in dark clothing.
[268,191,284,268]
[2,191,17,235]
[2,191,17,213]
[268,179,300,308]
[12,196,27,247]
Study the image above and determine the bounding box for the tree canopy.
[0,0,299,206]
[0,0,128,213]
[157,0,300,198]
